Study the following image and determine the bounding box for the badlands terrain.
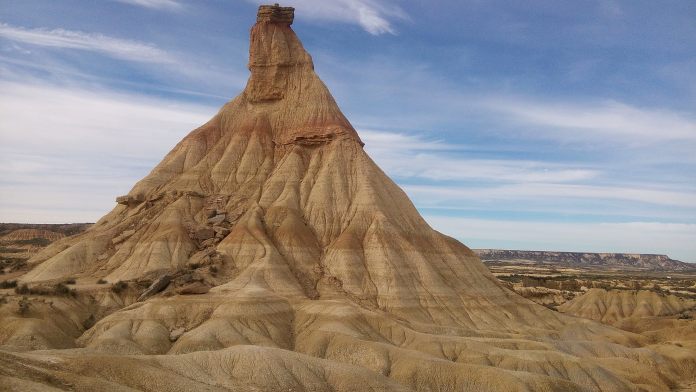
[1,4,695,391]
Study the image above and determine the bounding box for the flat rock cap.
[257,4,295,24]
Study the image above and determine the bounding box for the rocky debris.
[207,214,226,225]
[193,227,214,241]
[115,195,144,206]
[136,274,171,301]
[187,249,218,268]
[169,327,185,342]
[257,3,294,24]
[284,132,339,146]
[200,238,217,249]
[147,193,164,202]
[213,226,230,238]
[176,282,209,295]
[111,229,135,245]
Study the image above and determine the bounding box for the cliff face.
[476,249,695,271]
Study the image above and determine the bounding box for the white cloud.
[361,129,599,183]
[0,82,216,222]
[113,0,183,11]
[425,216,696,263]
[405,183,696,209]
[481,96,696,143]
[244,0,407,35]
[0,23,173,63]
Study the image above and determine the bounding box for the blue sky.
[1,0,695,261]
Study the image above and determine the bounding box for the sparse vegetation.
[111,281,128,294]
[13,238,52,246]
[53,283,76,297]
[15,283,29,295]
[491,261,696,308]
[96,278,107,284]
[13,282,76,297]
[0,247,24,253]
[16,296,31,316]
[0,280,18,289]
[64,278,76,285]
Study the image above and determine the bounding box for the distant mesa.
[476,248,695,271]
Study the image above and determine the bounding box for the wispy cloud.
[0,23,173,63]
[481,96,696,143]
[425,216,696,262]
[361,129,599,183]
[112,0,183,11]
[406,183,696,209]
[0,81,216,222]
[244,0,407,35]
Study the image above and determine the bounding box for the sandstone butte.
[2,5,695,391]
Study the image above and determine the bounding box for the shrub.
[0,280,17,289]
[111,281,128,294]
[14,238,51,246]
[63,278,76,285]
[521,276,543,288]
[17,296,31,316]
[96,278,107,284]
[53,283,76,297]
[15,284,29,295]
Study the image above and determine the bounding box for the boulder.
[137,274,171,301]
[193,227,215,241]
[214,226,230,238]
[207,214,226,225]
[200,238,218,248]
[169,327,185,342]
[115,195,143,206]
[176,282,210,295]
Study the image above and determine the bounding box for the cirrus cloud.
[0,22,173,63]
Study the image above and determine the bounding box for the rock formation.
[477,248,695,271]
[2,5,696,391]
[559,288,696,325]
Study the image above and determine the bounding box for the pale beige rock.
[176,282,209,295]
[559,288,696,325]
